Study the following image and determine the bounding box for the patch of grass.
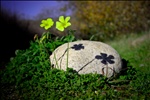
[106,31,150,71]
[0,31,150,100]
[106,31,150,99]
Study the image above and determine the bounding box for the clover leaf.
[95,53,115,65]
[71,44,84,50]
[40,18,54,30]
[56,16,71,32]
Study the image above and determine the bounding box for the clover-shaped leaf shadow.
[71,44,84,50]
[95,53,115,65]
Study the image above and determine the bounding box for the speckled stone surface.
[50,40,122,78]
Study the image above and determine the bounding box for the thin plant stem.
[106,64,108,77]
[54,52,59,69]
[66,42,69,68]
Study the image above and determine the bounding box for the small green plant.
[1,16,148,100]
[39,16,73,69]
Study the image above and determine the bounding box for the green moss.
[1,31,149,99]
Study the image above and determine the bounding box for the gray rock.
[50,40,122,78]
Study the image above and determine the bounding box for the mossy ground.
[0,31,150,100]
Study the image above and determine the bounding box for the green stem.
[54,52,59,69]
[66,42,69,68]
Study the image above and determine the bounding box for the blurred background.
[0,1,150,67]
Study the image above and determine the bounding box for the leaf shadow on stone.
[53,43,84,68]
[95,53,115,65]
[57,43,84,61]
[77,58,95,73]
[71,44,84,50]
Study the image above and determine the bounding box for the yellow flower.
[40,18,54,30]
[56,16,71,32]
